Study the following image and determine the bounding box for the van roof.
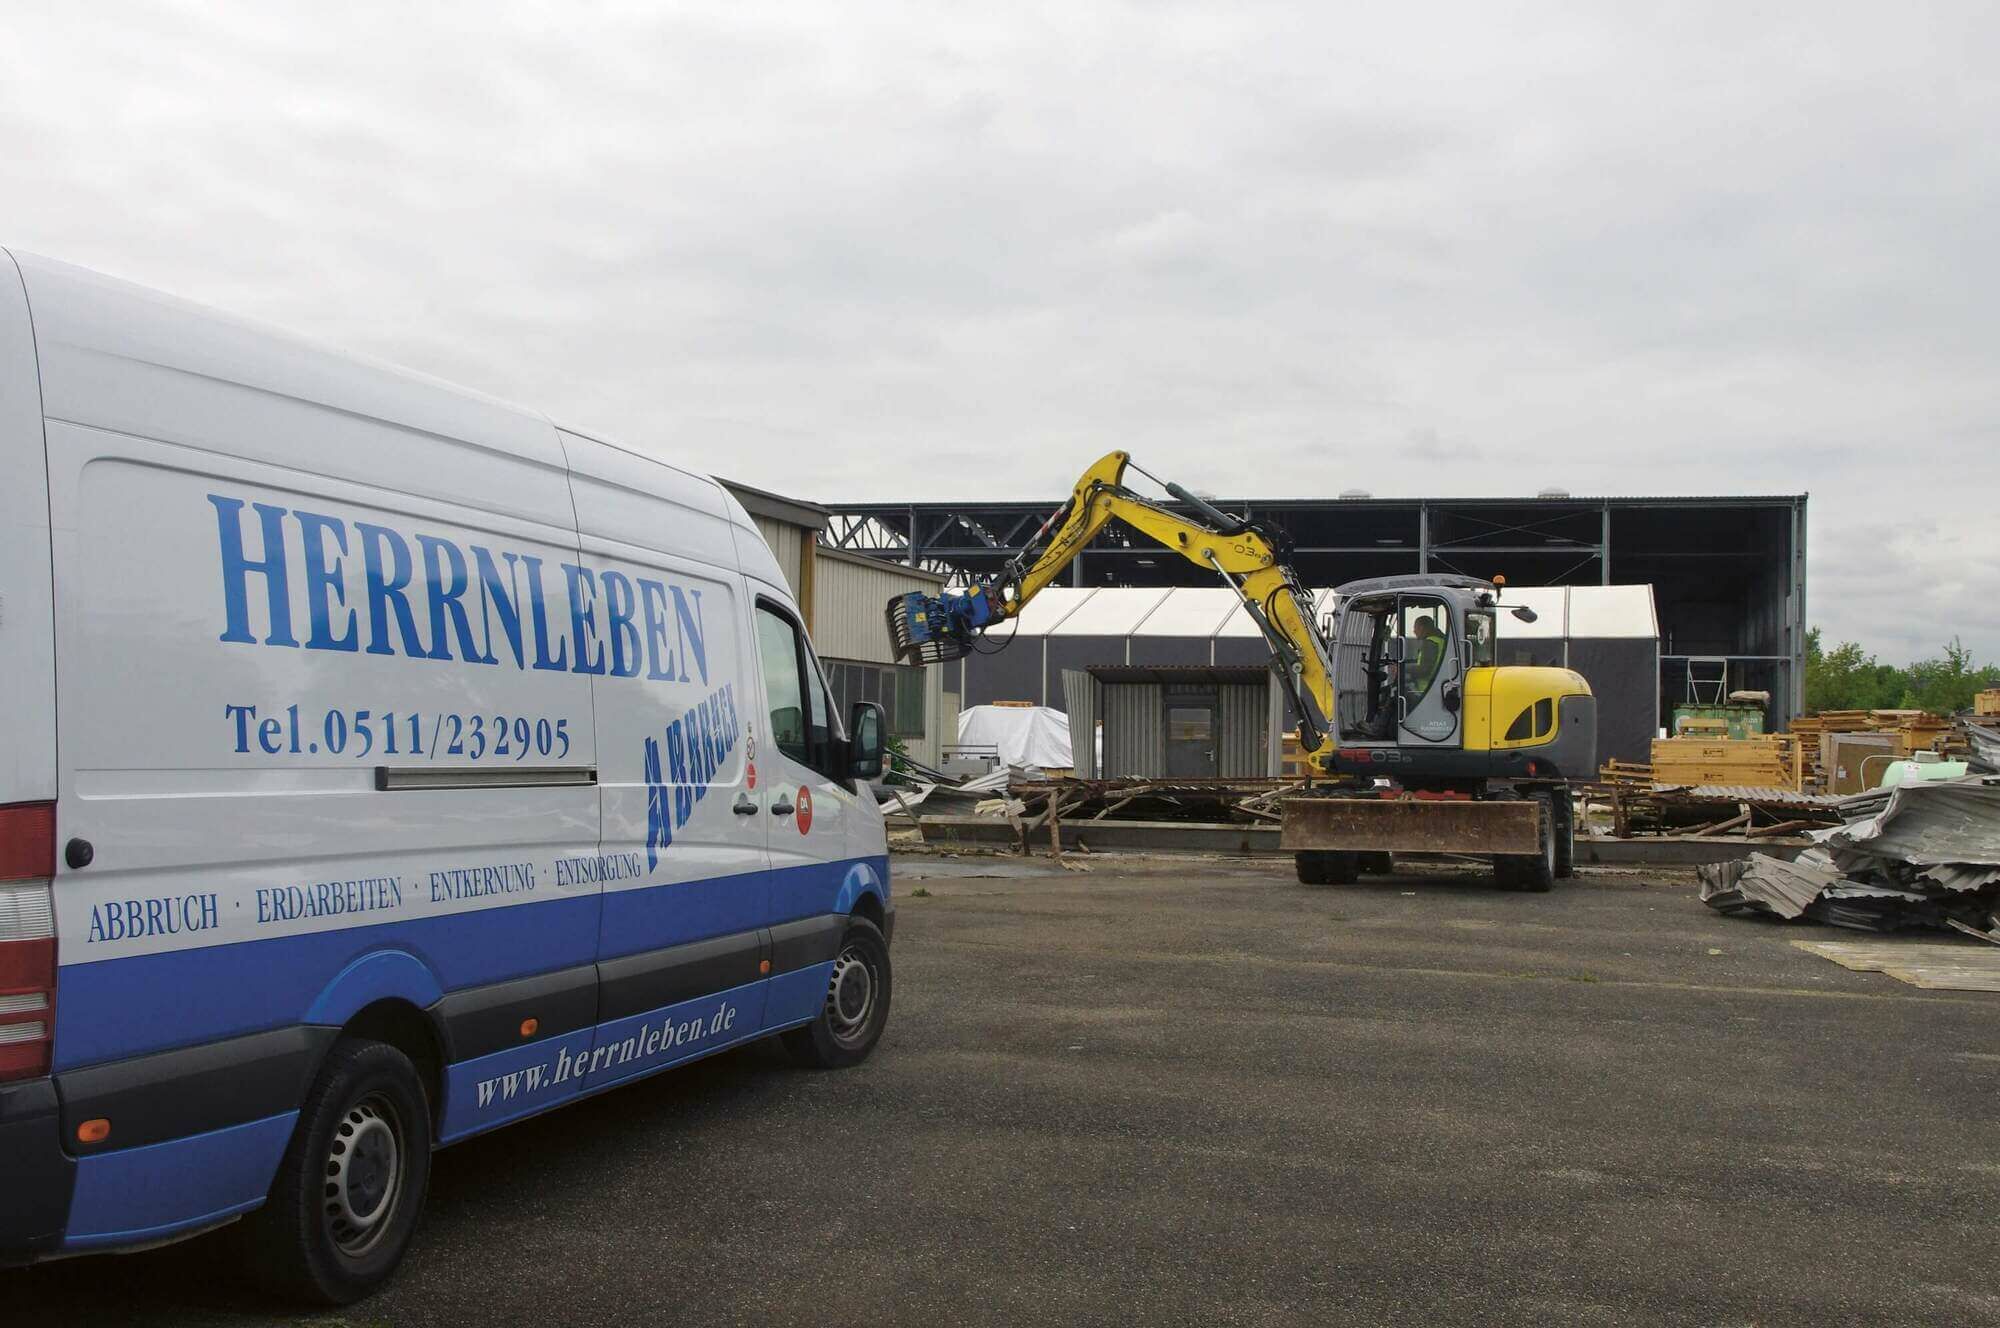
[5,248,726,511]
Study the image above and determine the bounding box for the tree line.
[1804,629,2000,716]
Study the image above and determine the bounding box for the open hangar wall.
[825,492,1806,733]
[941,583,1659,769]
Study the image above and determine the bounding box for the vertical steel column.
[1601,502,1611,584]
[1792,497,1808,719]
[1418,503,1429,574]
[905,506,917,568]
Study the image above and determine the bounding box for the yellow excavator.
[885,451,1595,890]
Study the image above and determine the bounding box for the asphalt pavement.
[12,852,2000,1326]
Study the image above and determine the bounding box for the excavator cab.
[1325,573,1596,788]
[1331,575,1492,749]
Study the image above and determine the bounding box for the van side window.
[756,607,808,765]
[755,601,842,779]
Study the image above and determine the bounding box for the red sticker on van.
[796,786,813,834]
[746,762,756,790]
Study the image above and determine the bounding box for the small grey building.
[1062,665,1284,780]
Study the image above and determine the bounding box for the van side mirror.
[848,702,887,779]
[1510,605,1538,624]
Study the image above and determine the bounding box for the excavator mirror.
[1510,605,1539,624]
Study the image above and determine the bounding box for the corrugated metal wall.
[1101,683,1165,777]
[1218,681,1268,776]
[753,516,805,597]
[1098,678,1271,778]
[1061,670,1097,778]
[811,550,926,663]
[810,548,956,768]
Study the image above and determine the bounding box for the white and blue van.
[0,251,894,1302]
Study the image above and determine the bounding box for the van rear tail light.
[0,802,56,880]
[0,803,58,1082]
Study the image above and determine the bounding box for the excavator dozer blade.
[1281,797,1541,855]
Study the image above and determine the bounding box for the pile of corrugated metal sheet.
[1699,776,2000,936]
[1962,718,2000,774]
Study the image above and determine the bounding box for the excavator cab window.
[1392,596,1450,705]
[1334,598,1394,740]
[1466,609,1496,668]
[1334,593,1454,741]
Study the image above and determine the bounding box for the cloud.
[3,0,1997,658]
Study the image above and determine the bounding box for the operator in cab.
[1406,615,1446,699]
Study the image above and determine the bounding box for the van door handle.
[770,797,794,817]
[733,794,759,816]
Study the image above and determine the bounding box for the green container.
[1670,704,1767,740]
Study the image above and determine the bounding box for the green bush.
[1805,628,2000,715]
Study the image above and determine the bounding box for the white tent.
[956,704,1074,770]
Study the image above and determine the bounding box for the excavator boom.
[886,451,1341,761]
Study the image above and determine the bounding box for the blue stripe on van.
[53,891,603,1071]
[54,854,889,1071]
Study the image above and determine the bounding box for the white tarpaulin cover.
[957,705,1073,770]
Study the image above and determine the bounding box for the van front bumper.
[0,1076,74,1264]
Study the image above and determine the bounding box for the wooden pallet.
[1649,734,1800,790]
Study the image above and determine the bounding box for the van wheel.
[783,917,892,1069]
[245,1039,431,1305]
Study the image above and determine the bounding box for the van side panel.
[0,251,56,806]
[559,433,772,1087]
[15,254,609,1247]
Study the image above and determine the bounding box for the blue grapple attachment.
[885,586,1002,665]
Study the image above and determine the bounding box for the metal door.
[1164,693,1218,778]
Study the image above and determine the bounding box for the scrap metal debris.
[1699,776,2000,936]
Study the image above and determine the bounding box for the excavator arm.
[885,451,1341,761]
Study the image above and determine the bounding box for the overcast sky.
[5,2,1996,660]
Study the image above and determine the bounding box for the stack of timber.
[1597,759,1655,788]
[1789,712,1870,790]
[1788,710,1952,792]
[1649,734,1800,791]
[1879,710,1953,756]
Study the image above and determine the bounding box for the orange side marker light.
[519,1018,539,1038]
[78,1118,111,1144]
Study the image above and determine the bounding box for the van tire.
[243,1039,432,1306]
[782,917,892,1069]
